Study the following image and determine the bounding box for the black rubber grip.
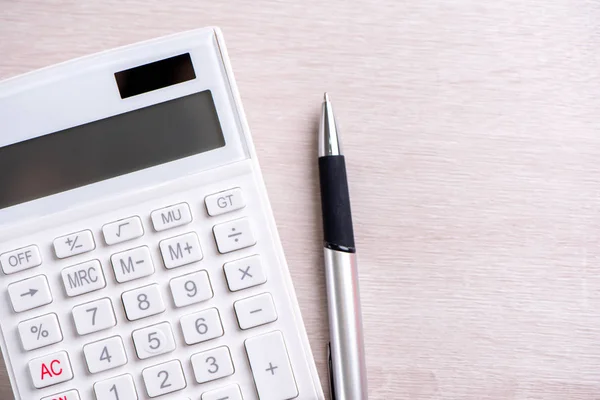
[319,155,356,252]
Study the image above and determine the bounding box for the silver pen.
[318,93,368,400]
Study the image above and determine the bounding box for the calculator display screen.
[0,90,225,210]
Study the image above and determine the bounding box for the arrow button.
[8,275,53,313]
[20,288,38,297]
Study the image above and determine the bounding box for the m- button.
[205,188,245,216]
[0,245,42,275]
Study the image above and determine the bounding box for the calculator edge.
[213,28,326,399]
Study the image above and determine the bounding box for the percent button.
[18,313,63,351]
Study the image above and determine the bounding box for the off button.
[0,245,41,275]
[205,188,245,217]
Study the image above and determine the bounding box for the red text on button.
[41,359,63,380]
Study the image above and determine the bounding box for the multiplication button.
[8,275,52,313]
[224,255,267,291]
[0,245,41,274]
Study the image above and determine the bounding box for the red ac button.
[41,389,81,400]
[28,351,73,389]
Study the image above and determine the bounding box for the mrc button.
[0,245,42,275]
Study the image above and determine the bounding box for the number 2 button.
[142,360,187,397]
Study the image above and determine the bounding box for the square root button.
[213,218,256,254]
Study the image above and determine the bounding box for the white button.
[151,203,192,232]
[72,298,116,335]
[202,384,243,400]
[205,188,246,216]
[180,308,223,345]
[102,216,144,245]
[61,260,106,297]
[28,351,73,389]
[234,293,278,330]
[53,230,95,259]
[18,313,63,351]
[1,245,41,275]
[41,389,80,400]
[224,255,267,291]
[245,331,298,400]
[8,275,52,313]
[94,374,138,400]
[122,284,166,321]
[111,246,154,283]
[213,218,257,254]
[191,346,234,384]
[84,336,128,374]
[132,322,176,360]
[142,360,187,397]
[159,232,203,269]
[169,271,213,308]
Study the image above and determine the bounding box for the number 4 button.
[83,336,127,374]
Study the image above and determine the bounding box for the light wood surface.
[2,1,600,398]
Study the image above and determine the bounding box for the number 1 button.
[142,360,187,397]
[94,374,138,400]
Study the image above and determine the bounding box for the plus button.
[265,362,278,375]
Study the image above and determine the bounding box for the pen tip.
[324,92,330,102]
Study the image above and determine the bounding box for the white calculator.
[0,28,324,400]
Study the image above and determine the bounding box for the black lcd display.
[0,90,225,210]
[115,53,196,99]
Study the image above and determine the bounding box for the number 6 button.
[142,360,187,397]
[191,346,234,383]
[180,308,223,345]
[132,322,176,359]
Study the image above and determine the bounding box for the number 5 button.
[132,322,176,359]
[142,360,187,397]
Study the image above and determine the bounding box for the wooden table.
[2,1,600,398]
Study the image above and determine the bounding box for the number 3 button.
[132,322,176,360]
[191,346,234,383]
[142,360,187,397]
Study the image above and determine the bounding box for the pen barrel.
[318,156,355,251]
[324,248,368,400]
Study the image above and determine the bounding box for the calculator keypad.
[83,336,128,374]
[111,246,155,283]
[122,284,166,321]
[41,389,80,400]
[180,308,224,345]
[61,260,106,297]
[132,322,176,360]
[191,346,235,383]
[142,359,187,397]
[28,350,74,389]
[8,274,53,312]
[18,313,63,351]
[53,230,95,259]
[72,298,116,335]
[0,245,41,275]
[3,186,307,399]
[93,374,138,400]
[170,270,213,308]
[213,217,257,253]
[159,232,203,269]
[102,216,144,245]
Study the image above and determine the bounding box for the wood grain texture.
[2,0,600,398]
